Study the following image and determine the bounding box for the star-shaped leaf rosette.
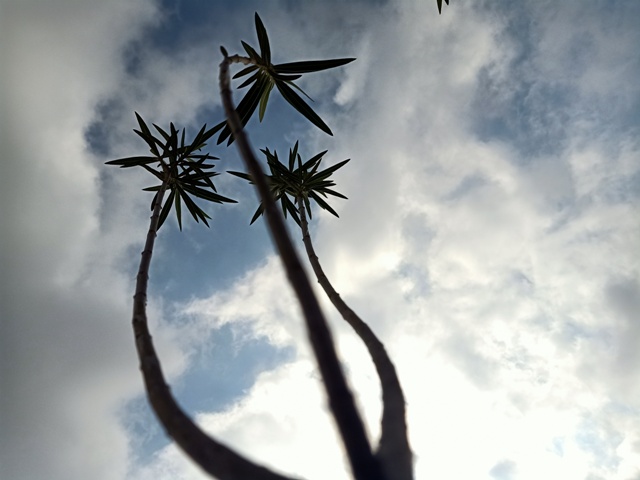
[215,13,355,144]
[106,113,236,231]
[229,141,349,226]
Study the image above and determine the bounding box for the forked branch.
[219,50,386,480]
[296,196,413,480]
[132,179,298,480]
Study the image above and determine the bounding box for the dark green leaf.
[157,188,176,231]
[153,123,171,142]
[254,13,271,64]
[238,71,259,89]
[181,193,212,227]
[272,72,302,82]
[300,150,328,171]
[274,58,355,74]
[309,190,340,217]
[227,170,253,182]
[249,204,265,224]
[233,65,259,79]
[275,81,333,135]
[258,81,274,121]
[319,187,348,199]
[283,79,314,102]
[314,158,350,179]
[133,129,163,156]
[181,183,237,204]
[174,188,183,231]
[437,0,450,14]
[105,156,159,168]
[241,41,261,63]
[290,141,299,171]
[217,74,269,144]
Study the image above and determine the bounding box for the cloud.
[158,1,640,478]
[0,1,197,479]
[2,1,639,479]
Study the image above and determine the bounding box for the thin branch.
[132,179,299,480]
[219,50,387,480]
[297,196,413,480]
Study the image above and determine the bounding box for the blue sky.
[1,0,639,479]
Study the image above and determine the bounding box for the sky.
[1,0,639,479]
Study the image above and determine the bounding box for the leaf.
[274,58,355,74]
[233,65,259,79]
[290,141,299,171]
[309,190,340,217]
[237,71,259,89]
[314,158,350,180]
[217,74,268,144]
[254,13,271,64]
[181,183,237,204]
[437,0,450,14]
[319,187,348,199]
[134,113,161,156]
[174,188,183,231]
[153,123,171,143]
[275,81,333,135]
[241,41,261,63]
[258,81,274,121]
[181,193,212,227]
[249,204,265,224]
[227,170,253,182]
[133,128,163,156]
[105,156,159,168]
[157,188,176,231]
[272,72,302,82]
[300,150,328,171]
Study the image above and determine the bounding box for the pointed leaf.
[249,204,265,225]
[238,71,259,89]
[153,123,171,142]
[227,170,253,183]
[181,183,237,204]
[241,41,261,63]
[274,58,355,74]
[272,72,302,82]
[217,75,268,144]
[309,190,340,217]
[275,81,333,135]
[233,64,259,79]
[258,81,274,121]
[133,129,163,156]
[254,13,271,64]
[105,156,159,168]
[157,188,176,231]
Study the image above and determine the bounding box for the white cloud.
[2,1,639,479]
[161,1,640,479]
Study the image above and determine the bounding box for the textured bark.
[297,196,414,480]
[219,53,386,480]
[132,180,299,480]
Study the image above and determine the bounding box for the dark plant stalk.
[132,179,298,480]
[296,196,414,480]
[219,50,386,480]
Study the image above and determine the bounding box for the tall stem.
[297,197,414,480]
[132,180,297,480]
[219,52,386,480]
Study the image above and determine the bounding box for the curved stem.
[133,181,298,480]
[219,52,386,480]
[297,197,413,480]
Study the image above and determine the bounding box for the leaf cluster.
[229,141,349,227]
[105,113,236,230]
[437,0,450,14]
[215,13,355,144]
